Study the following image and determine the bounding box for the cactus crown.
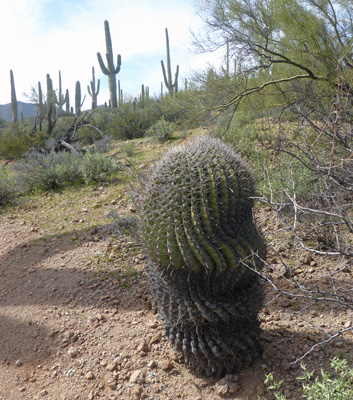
[139,136,265,278]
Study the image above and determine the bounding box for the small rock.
[344,321,351,329]
[106,362,117,372]
[19,387,26,392]
[150,334,161,345]
[147,360,157,369]
[105,374,117,390]
[129,369,145,384]
[137,341,150,353]
[160,359,173,371]
[85,371,95,380]
[215,374,239,397]
[88,391,95,400]
[133,384,144,399]
[15,359,23,367]
[40,389,48,396]
[67,346,79,358]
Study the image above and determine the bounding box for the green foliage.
[146,117,176,142]
[13,150,83,191]
[263,357,353,400]
[159,89,208,129]
[12,148,121,193]
[79,152,117,184]
[107,101,162,140]
[0,165,16,206]
[0,124,47,159]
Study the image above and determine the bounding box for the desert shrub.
[0,165,17,206]
[120,142,136,157]
[263,357,353,400]
[0,124,47,159]
[146,117,176,142]
[13,150,83,192]
[79,152,119,184]
[111,101,162,139]
[159,90,208,129]
[13,148,121,192]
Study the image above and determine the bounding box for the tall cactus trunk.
[75,81,81,115]
[10,70,18,123]
[138,136,266,377]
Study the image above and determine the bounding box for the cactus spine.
[87,66,100,109]
[97,20,121,108]
[75,81,81,115]
[161,28,179,96]
[10,70,18,123]
[138,136,266,377]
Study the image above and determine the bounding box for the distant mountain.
[0,102,37,122]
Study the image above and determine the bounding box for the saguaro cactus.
[58,71,67,116]
[75,81,81,115]
[97,20,121,108]
[138,136,266,377]
[65,89,70,113]
[161,28,179,96]
[10,70,18,123]
[46,73,57,117]
[87,67,100,110]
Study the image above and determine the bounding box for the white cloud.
[0,0,223,106]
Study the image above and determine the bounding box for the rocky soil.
[0,178,352,400]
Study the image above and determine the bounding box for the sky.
[0,0,223,107]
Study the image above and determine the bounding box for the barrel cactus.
[138,136,266,377]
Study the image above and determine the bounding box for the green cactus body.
[97,20,121,108]
[161,28,179,97]
[10,70,18,123]
[37,81,44,115]
[46,73,57,109]
[57,71,67,116]
[75,81,81,115]
[65,89,70,113]
[87,66,100,109]
[139,136,266,377]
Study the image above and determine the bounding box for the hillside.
[0,102,37,122]
[0,135,352,400]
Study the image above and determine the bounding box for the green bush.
[0,124,47,159]
[0,165,17,206]
[263,357,353,400]
[159,90,208,129]
[146,117,176,142]
[13,150,83,192]
[79,152,118,184]
[12,148,122,193]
